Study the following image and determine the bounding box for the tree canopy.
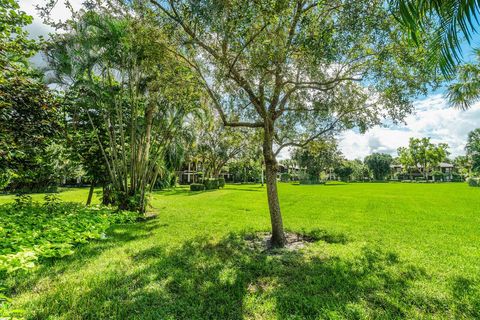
[466,128,480,174]
[46,5,204,211]
[364,153,393,181]
[152,0,439,247]
[397,137,449,179]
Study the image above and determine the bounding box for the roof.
[439,162,454,168]
[390,163,454,169]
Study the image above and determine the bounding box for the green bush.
[452,173,464,182]
[218,178,225,188]
[467,177,479,187]
[432,171,444,181]
[298,173,324,185]
[203,179,219,190]
[415,177,426,182]
[280,173,291,182]
[299,179,325,185]
[190,183,206,191]
[0,170,12,191]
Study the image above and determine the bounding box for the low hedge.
[203,179,220,190]
[467,177,479,187]
[452,173,464,182]
[190,183,205,191]
[299,179,325,185]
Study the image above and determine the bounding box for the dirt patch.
[244,232,317,252]
[136,213,158,222]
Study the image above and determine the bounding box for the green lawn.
[3,183,480,319]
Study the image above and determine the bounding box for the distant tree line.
[284,133,480,183]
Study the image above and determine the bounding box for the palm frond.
[393,0,480,77]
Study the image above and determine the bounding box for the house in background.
[390,162,454,181]
[176,162,232,184]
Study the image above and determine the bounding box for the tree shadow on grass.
[7,219,164,296]
[18,231,478,319]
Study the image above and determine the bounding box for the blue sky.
[19,0,480,160]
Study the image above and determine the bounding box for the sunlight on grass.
[4,183,480,319]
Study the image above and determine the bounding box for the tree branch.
[274,116,343,156]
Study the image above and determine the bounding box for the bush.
[452,173,464,182]
[415,177,426,182]
[190,183,206,191]
[467,177,479,187]
[203,179,219,190]
[0,170,12,191]
[432,171,444,181]
[280,173,291,182]
[218,178,225,188]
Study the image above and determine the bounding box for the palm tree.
[447,49,480,109]
[394,0,480,76]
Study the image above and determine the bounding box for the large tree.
[334,161,354,182]
[0,0,63,191]
[466,128,480,174]
[292,139,342,182]
[152,0,437,246]
[196,120,252,178]
[398,137,449,180]
[364,153,393,181]
[46,6,203,212]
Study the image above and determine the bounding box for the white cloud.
[19,0,84,67]
[19,0,83,38]
[339,94,480,160]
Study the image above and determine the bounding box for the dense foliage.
[466,128,480,174]
[333,162,354,182]
[153,0,439,247]
[293,140,342,183]
[364,153,393,181]
[46,6,204,212]
[0,0,67,193]
[0,196,137,273]
[397,137,449,180]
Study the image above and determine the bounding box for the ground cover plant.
[0,194,138,318]
[1,183,479,319]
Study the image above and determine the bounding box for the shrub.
[280,173,291,182]
[452,173,464,182]
[0,170,12,191]
[203,179,219,190]
[218,178,225,188]
[467,177,479,187]
[299,179,325,185]
[190,183,205,191]
[298,173,324,185]
[415,177,426,182]
[432,171,444,181]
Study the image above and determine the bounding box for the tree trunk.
[86,181,95,206]
[261,168,264,186]
[263,126,286,248]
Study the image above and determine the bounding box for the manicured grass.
[3,183,480,319]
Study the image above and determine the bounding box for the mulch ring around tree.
[244,232,318,253]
